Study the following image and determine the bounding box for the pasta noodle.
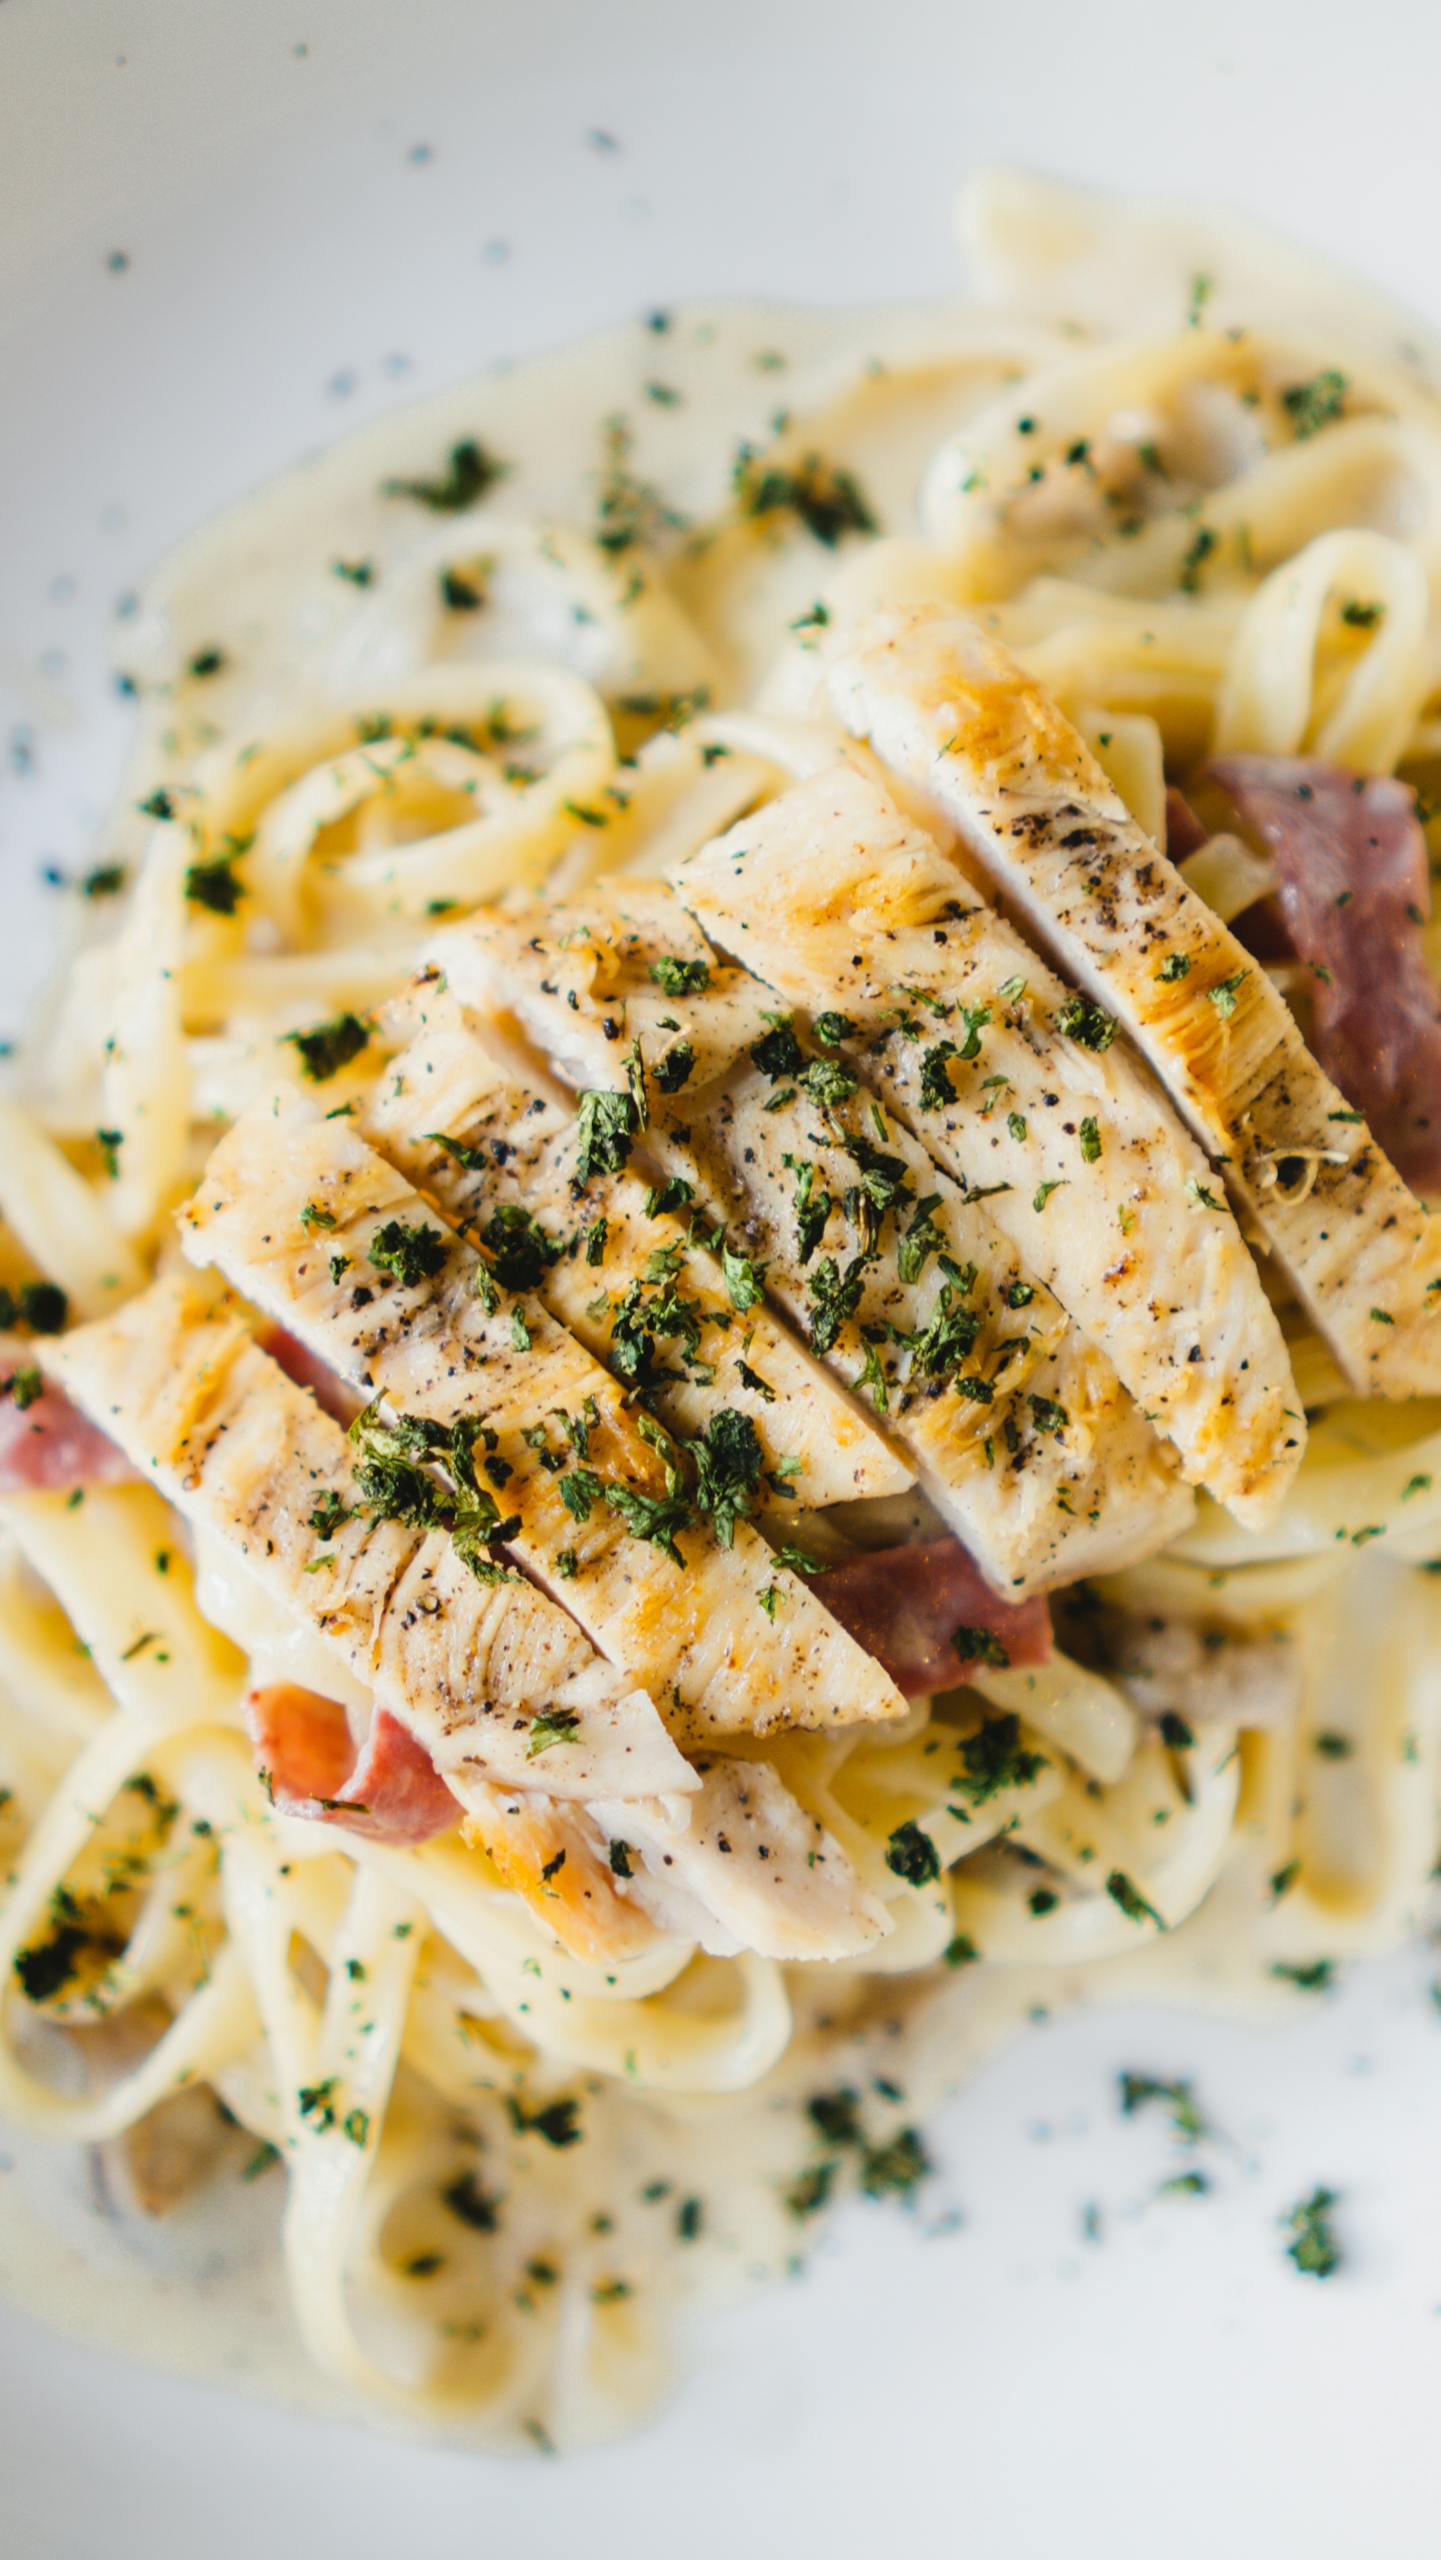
[4,170,1441,2448]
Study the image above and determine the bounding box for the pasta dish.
[3,171,1441,2444]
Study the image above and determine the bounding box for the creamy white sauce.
[4,218,1435,2435]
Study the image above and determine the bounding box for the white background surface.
[4,3,1441,2552]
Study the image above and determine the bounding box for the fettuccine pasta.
[4,172,1441,2448]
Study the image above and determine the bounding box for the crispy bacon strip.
[0,1359,135,1495]
[817,1536,1051,1697]
[245,1683,460,1846]
[1209,754,1441,1190]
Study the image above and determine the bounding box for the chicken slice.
[825,602,1441,1398]
[456,1783,666,1964]
[46,1275,689,1804]
[360,980,910,1510]
[182,1101,905,1741]
[435,884,1194,1590]
[592,1754,890,1962]
[677,764,1300,1525]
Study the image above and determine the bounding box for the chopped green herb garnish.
[440,566,486,611]
[1179,525,1218,593]
[734,447,877,547]
[478,1204,561,1293]
[653,1040,695,1094]
[806,1254,867,1354]
[526,1712,583,1759]
[918,1041,961,1109]
[721,1243,766,1313]
[896,1196,946,1287]
[13,1923,87,2002]
[442,2168,500,2231]
[558,1467,601,1524]
[1119,2073,1206,2142]
[574,1087,639,1182]
[885,1821,940,1887]
[1282,2185,1341,2277]
[649,954,710,996]
[644,1176,694,1218]
[951,1625,1010,1669]
[690,1407,764,1548]
[184,854,246,915]
[603,1474,691,1567]
[785,2159,836,2219]
[951,1713,1044,1804]
[506,2093,582,2145]
[367,1219,448,1288]
[859,2127,932,2201]
[1281,371,1348,440]
[1107,1870,1165,1927]
[1271,1959,1335,1992]
[81,862,127,899]
[384,436,507,511]
[750,1016,806,1082]
[282,1011,371,1082]
[1055,993,1117,1051]
[0,1280,67,1335]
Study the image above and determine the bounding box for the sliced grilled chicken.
[46,1275,689,1804]
[435,884,1193,1590]
[457,1782,666,1963]
[182,1100,905,1740]
[360,980,911,1510]
[592,1753,890,1961]
[675,764,1301,1526]
[825,603,1441,1397]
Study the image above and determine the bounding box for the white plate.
[4,5,1441,2553]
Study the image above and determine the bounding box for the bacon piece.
[244,1683,460,1845]
[259,1323,363,1426]
[817,1536,1051,1697]
[0,1358,135,1495]
[1208,755,1441,1190]
[1164,787,1210,861]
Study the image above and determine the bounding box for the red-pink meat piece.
[1208,754,1441,1189]
[817,1536,1051,1697]
[244,1684,460,1845]
[0,1359,135,1495]
[260,1324,364,1426]
[1164,787,1210,861]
